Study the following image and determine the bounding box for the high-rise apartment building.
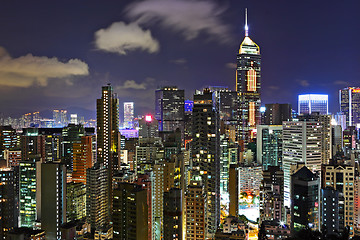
[282,121,322,207]
[86,163,108,231]
[96,84,120,224]
[322,164,355,236]
[185,178,206,240]
[260,166,284,223]
[123,102,134,128]
[264,103,292,125]
[321,187,344,235]
[340,87,360,127]
[97,84,119,168]
[0,167,17,238]
[191,89,220,238]
[66,182,86,222]
[163,188,182,240]
[155,86,185,133]
[236,10,261,147]
[72,136,93,183]
[113,182,148,240]
[298,94,328,115]
[40,162,67,240]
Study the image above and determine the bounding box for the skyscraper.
[236,9,261,147]
[256,125,283,170]
[96,84,120,224]
[123,102,134,128]
[191,89,220,238]
[340,87,360,127]
[155,86,185,133]
[97,84,119,168]
[19,160,37,228]
[282,121,322,207]
[298,94,328,115]
[40,162,67,240]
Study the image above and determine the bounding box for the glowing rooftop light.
[145,115,152,122]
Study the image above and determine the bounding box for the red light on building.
[145,115,152,122]
[352,89,360,93]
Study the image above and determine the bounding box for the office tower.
[335,112,347,131]
[66,182,86,222]
[163,188,182,240]
[219,135,230,202]
[238,165,262,194]
[229,164,239,217]
[260,166,284,223]
[138,115,159,139]
[322,164,355,236]
[192,89,220,237]
[185,178,206,240]
[113,182,148,240]
[0,167,16,238]
[298,94,328,115]
[340,87,360,127]
[86,163,108,231]
[236,10,261,147]
[40,162,66,240]
[321,187,344,235]
[155,86,185,133]
[291,166,320,232]
[256,125,282,170]
[211,87,237,122]
[298,113,332,165]
[282,121,322,207]
[264,103,292,125]
[72,136,93,183]
[19,160,37,227]
[0,126,17,159]
[123,102,134,128]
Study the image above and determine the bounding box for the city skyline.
[0,1,359,118]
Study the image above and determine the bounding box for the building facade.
[340,87,360,127]
[298,94,328,115]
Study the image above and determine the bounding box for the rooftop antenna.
[245,8,249,37]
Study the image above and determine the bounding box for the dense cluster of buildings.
[1,14,360,240]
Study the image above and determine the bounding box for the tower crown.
[239,9,260,55]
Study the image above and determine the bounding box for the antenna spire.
[245,8,249,37]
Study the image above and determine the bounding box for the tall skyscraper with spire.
[236,9,261,148]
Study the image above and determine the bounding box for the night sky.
[0,0,359,119]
